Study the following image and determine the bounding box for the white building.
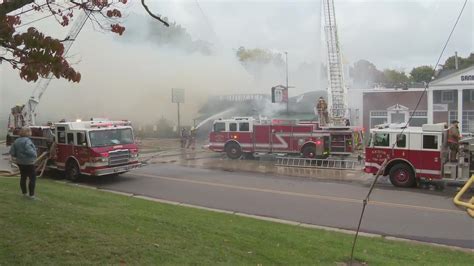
[428,65,474,134]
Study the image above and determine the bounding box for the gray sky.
[1,0,473,125]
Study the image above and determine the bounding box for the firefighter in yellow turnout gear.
[316,97,329,126]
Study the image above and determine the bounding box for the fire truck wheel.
[225,142,242,159]
[302,145,316,159]
[66,161,81,182]
[389,163,416,188]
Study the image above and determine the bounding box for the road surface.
[80,162,474,249]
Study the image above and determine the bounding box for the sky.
[0,0,472,127]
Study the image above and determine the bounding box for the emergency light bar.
[90,120,131,128]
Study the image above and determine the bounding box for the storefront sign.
[461,75,474,81]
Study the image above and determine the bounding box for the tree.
[442,53,474,71]
[382,69,410,87]
[236,46,285,80]
[145,17,212,55]
[0,0,169,83]
[236,46,284,66]
[349,59,384,88]
[410,65,433,83]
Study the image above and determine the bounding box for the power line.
[349,0,469,264]
[194,0,220,45]
[16,5,77,29]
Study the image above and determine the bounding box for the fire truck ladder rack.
[275,157,358,170]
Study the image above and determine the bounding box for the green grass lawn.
[0,178,472,265]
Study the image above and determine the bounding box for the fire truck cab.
[209,117,361,159]
[365,123,473,187]
[8,119,141,180]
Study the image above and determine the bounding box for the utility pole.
[177,102,181,134]
[285,51,289,116]
[172,88,185,135]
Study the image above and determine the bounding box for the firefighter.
[447,120,460,162]
[316,97,329,125]
[180,128,188,149]
[187,127,197,150]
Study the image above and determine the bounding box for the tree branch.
[0,0,35,17]
[141,0,169,27]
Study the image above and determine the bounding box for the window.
[370,111,388,128]
[57,127,66,144]
[396,134,406,148]
[229,123,237,132]
[239,122,250,132]
[471,90,474,102]
[77,132,87,146]
[423,135,438,150]
[370,118,387,128]
[441,91,454,103]
[373,133,390,147]
[89,129,134,147]
[390,113,406,124]
[410,117,428,127]
[449,111,474,133]
[213,122,225,132]
[67,133,74,145]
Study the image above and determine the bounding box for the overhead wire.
[349,0,469,265]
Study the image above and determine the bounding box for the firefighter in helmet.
[447,120,460,162]
[316,97,329,125]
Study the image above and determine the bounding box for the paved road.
[80,162,474,249]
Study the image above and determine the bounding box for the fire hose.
[0,144,55,178]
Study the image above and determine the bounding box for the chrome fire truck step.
[275,157,359,170]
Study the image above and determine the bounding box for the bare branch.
[141,0,169,27]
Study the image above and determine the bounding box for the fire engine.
[209,117,362,159]
[365,123,473,187]
[7,119,141,181]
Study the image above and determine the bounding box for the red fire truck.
[364,123,473,187]
[7,119,141,181]
[208,117,362,159]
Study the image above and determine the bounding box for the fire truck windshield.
[89,128,134,147]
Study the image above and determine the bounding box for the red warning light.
[316,140,322,145]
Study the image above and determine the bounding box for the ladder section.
[323,0,347,124]
[275,157,358,170]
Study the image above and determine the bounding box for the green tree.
[236,47,284,66]
[235,46,285,80]
[410,65,434,83]
[382,69,410,87]
[442,53,474,71]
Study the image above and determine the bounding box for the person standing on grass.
[10,127,38,199]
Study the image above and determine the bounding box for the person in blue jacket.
[10,127,38,199]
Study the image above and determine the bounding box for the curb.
[67,183,472,253]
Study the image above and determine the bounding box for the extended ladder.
[323,0,347,125]
[275,157,358,170]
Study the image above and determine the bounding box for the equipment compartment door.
[254,125,271,152]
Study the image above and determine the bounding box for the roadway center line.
[128,172,465,215]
